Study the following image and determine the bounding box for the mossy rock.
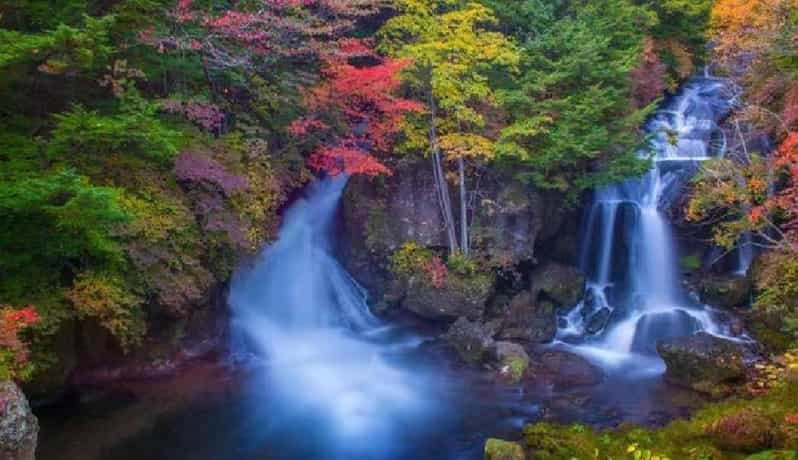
[657,332,746,393]
[530,262,585,309]
[484,438,525,460]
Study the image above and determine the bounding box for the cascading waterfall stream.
[557,76,736,373]
[228,177,441,459]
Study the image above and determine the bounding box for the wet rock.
[657,332,746,393]
[698,274,752,309]
[444,317,496,364]
[492,341,530,383]
[585,307,611,335]
[0,381,38,460]
[484,438,526,460]
[533,350,604,387]
[530,263,585,309]
[498,291,557,343]
[403,271,495,320]
[707,408,776,452]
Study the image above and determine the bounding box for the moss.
[503,355,528,384]
[520,382,798,460]
[484,438,525,460]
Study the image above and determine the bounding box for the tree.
[378,0,518,255]
[494,0,654,201]
[290,55,422,177]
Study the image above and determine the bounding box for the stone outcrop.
[657,332,748,394]
[698,274,752,309]
[0,381,38,460]
[498,291,557,343]
[443,317,497,364]
[531,350,604,387]
[530,262,585,309]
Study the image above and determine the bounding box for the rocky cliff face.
[340,159,583,356]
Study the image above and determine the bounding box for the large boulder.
[530,263,585,309]
[402,271,495,320]
[657,332,747,393]
[498,291,557,343]
[484,438,526,460]
[698,274,752,309]
[0,381,38,460]
[443,317,497,363]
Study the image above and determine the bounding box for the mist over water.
[557,76,737,373]
[228,177,444,460]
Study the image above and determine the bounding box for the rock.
[707,409,776,452]
[0,381,38,460]
[534,350,604,387]
[698,274,752,309]
[484,438,526,460]
[470,181,546,266]
[530,262,585,309]
[498,291,557,343]
[657,332,747,393]
[585,307,611,335]
[403,271,495,320]
[443,317,496,364]
[492,341,530,383]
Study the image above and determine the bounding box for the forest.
[0,1,797,460]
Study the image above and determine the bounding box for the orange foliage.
[710,0,794,65]
[421,256,448,289]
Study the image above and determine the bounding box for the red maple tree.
[292,56,422,176]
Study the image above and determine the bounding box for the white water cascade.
[557,76,736,373]
[228,177,441,460]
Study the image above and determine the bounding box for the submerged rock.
[530,262,585,309]
[443,317,496,363]
[484,438,526,460]
[533,350,604,387]
[657,332,747,394]
[498,291,557,343]
[0,381,38,460]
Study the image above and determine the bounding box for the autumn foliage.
[292,56,422,176]
[0,306,40,381]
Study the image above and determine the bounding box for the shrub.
[66,272,146,351]
[0,306,40,381]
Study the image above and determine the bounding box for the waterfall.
[557,76,736,372]
[228,177,441,459]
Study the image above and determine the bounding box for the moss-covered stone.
[530,262,585,309]
[657,332,747,394]
[484,438,525,460]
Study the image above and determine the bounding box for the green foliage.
[681,254,703,272]
[0,170,130,299]
[391,242,435,278]
[447,252,478,276]
[0,14,115,74]
[66,272,146,350]
[495,0,654,199]
[48,97,182,166]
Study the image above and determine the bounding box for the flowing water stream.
[556,75,737,373]
[35,76,745,460]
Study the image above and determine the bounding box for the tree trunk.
[427,89,459,254]
[458,156,469,256]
